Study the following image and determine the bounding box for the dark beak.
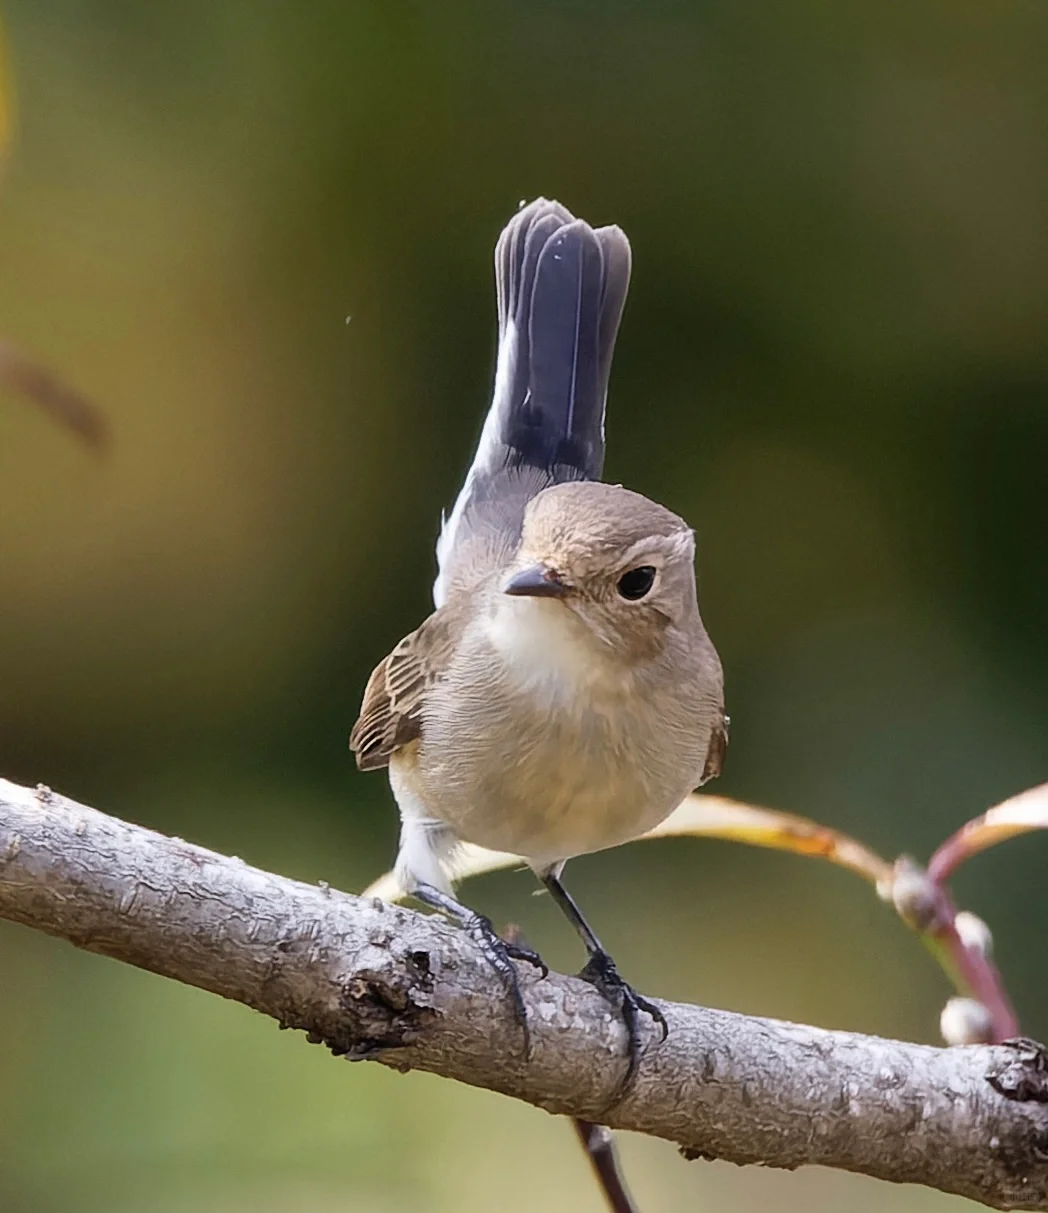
[503,563,570,598]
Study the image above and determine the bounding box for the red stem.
[929,885,1020,1041]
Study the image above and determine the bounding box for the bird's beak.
[503,563,570,598]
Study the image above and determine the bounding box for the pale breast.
[412,597,710,867]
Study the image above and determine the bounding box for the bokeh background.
[1,4,1047,1211]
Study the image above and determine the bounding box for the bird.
[350,198,726,1091]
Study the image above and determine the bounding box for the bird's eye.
[616,565,656,601]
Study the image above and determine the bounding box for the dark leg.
[411,881,547,1055]
[543,871,668,1095]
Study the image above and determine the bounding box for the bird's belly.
[417,693,696,866]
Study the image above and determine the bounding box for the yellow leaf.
[361,793,891,901]
[928,781,1048,883]
[641,794,892,885]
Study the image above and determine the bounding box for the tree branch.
[0,778,1045,1209]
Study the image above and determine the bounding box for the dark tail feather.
[596,224,632,419]
[492,198,631,482]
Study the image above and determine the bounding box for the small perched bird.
[351,198,726,1088]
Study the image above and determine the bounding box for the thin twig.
[573,1119,638,1213]
[0,337,109,448]
[889,856,1020,1041]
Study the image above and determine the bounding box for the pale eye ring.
[616,565,656,601]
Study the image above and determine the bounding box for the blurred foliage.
[1,3,1047,1211]
[0,23,9,165]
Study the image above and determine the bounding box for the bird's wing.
[349,608,459,771]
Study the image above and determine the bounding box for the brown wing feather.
[349,609,458,771]
[700,713,729,784]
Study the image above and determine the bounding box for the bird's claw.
[465,912,546,1057]
[580,948,667,1097]
[503,937,549,978]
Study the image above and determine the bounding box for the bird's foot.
[463,911,547,1056]
[408,883,547,1057]
[579,948,668,1097]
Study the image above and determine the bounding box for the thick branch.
[0,779,1045,1209]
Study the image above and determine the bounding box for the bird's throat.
[484,595,625,705]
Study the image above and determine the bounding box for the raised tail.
[492,198,631,482]
[434,198,632,605]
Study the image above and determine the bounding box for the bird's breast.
[410,598,709,865]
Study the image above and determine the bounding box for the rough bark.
[0,777,1045,1209]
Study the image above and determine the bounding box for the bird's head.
[501,481,699,661]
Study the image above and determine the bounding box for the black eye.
[616,565,656,601]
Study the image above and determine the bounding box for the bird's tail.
[435,199,631,604]
[490,198,631,483]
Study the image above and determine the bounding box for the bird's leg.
[542,871,668,1095]
[410,881,547,1055]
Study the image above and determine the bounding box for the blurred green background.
[1,3,1047,1210]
